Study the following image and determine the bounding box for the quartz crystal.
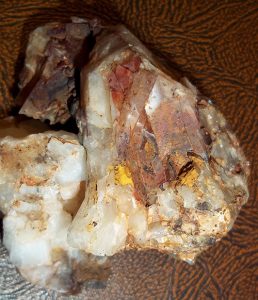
[0,22,250,294]
[70,26,249,263]
[18,18,100,124]
[0,132,110,292]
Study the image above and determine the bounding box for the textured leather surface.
[0,0,257,299]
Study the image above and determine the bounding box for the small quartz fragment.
[0,132,110,292]
[18,18,100,124]
[70,26,250,263]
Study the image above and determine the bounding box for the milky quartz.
[0,132,109,292]
[0,23,250,294]
[69,26,249,263]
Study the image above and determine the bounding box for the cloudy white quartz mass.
[0,132,109,292]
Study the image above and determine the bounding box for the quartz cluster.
[0,21,249,293]
[71,26,249,262]
[0,130,109,292]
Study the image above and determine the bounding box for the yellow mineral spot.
[86,223,95,232]
[192,156,204,169]
[181,168,199,187]
[180,157,204,187]
[113,164,134,186]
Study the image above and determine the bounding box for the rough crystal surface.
[71,26,249,263]
[0,131,110,292]
[18,18,99,124]
[0,23,250,294]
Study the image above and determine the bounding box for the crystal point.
[70,26,249,263]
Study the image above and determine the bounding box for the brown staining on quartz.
[19,19,100,124]
[45,24,249,271]
[0,136,48,177]
[150,98,206,163]
[107,53,164,201]
[108,59,169,203]
[107,53,142,111]
[231,162,243,174]
[106,52,210,205]
[20,175,47,186]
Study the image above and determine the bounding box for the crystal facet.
[70,26,249,263]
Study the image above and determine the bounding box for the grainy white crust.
[0,132,109,292]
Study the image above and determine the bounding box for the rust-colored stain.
[0,0,257,299]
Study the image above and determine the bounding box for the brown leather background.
[0,0,257,299]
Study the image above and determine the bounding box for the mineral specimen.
[18,18,100,124]
[0,21,250,293]
[69,26,249,263]
[0,132,110,292]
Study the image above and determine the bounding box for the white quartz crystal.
[0,132,109,292]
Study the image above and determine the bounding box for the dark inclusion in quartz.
[18,18,100,124]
